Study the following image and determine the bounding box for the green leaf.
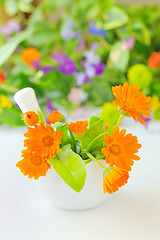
[83,120,105,150]
[86,126,113,152]
[0,107,24,126]
[56,124,69,147]
[106,125,114,135]
[68,127,76,152]
[89,116,100,128]
[52,122,66,128]
[0,28,33,66]
[131,21,151,46]
[49,145,86,192]
[87,132,107,152]
[37,110,45,125]
[108,41,129,71]
[91,147,105,159]
[103,7,129,30]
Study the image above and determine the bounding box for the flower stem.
[116,113,123,126]
[68,128,76,152]
[85,151,106,169]
[84,159,91,164]
[80,141,85,159]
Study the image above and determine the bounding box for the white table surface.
[0,122,160,240]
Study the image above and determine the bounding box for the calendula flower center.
[109,144,121,156]
[31,156,42,165]
[42,135,54,147]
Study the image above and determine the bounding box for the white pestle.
[14,87,42,114]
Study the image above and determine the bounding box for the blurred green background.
[0,0,160,126]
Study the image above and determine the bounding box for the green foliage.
[91,147,105,160]
[108,42,129,71]
[152,83,160,99]
[0,106,24,126]
[83,68,126,106]
[0,28,33,66]
[131,21,151,46]
[49,144,86,192]
[89,116,100,128]
[55,124,69,147]
[0,0,5,4]
[102,7,129,30]
[4,0,33,16]
[37,110,45,125]
[82,119,105,150]
[0,1,160,125]
[87,125,113,152]
[154,108,160,120]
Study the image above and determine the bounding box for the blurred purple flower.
[61,18,80,41]
[52,53,68,64]
[61,28,76,41]
[84,50,100,64]
[144,117,151,128]
[42,65,55,75]
[138,114,151,128]
[90,42,99,50]
[74,31,82,39]
[81,61,105,78]
[83,74,93,84]
[75,42,105,87]
[75,72,86,86]
[0,19,21,36]
[59,59,76,75]
[31,60,40,70]
[93,62,105,76]
[46,100,54,115]
[75,72,93,86]
[66,18,75,28]
[122,36,135,50]
[85,63,96,78]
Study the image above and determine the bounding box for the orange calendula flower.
[24,123,63,159]
[148,52,160,70]
[112,82,152,126]
[47,110,64,124]
[0,70,6,83]
[103,167,129,194]
[101,125,142,171]
[24,111,39,126]
[68,120,89,134]
[20,47,41,69]
[16,149,51,180]
[105,123,109,131]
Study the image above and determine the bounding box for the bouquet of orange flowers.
[15,82,151,194]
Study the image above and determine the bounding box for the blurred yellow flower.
[0,96,12,108]
[100,102,119,126]
[152,95,160,111]
[128,64,153,89]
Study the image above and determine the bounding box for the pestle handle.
[14,87,42,114]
